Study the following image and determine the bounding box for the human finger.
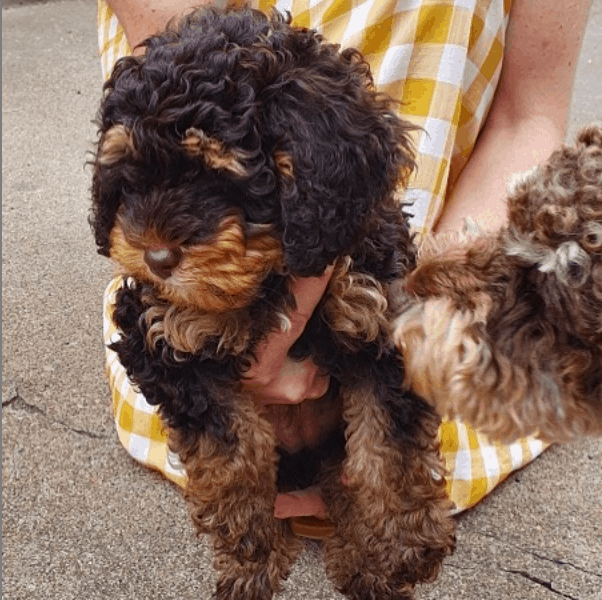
[249,357,330,407]
[245,266,334,382]
[273,487,328,519]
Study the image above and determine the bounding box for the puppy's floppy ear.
[97,124,135,166]
[90,125,138,256]
[90,54,147,257]
[268,46,416,276]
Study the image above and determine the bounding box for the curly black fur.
[93,8,453,599]
[91,7,416,276]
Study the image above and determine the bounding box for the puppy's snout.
[144,246,182,279]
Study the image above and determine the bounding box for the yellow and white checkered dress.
[98,0,548,513]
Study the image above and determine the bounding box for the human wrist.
[436,114,565,235]
[108,0,225,52]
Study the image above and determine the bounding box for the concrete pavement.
[2,1,601,598]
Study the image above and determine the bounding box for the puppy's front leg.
[322,381,455,600]
[172,395,301,600]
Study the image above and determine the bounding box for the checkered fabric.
[98,0,512,235]
[98,0,549,513]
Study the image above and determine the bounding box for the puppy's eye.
[582,225,602,251]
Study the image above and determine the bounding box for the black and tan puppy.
[394,124,602,443]
[91,8,455,599]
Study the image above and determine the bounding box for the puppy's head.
[504,124,602,340]
[90,8,416,312]
[505,125,602,281]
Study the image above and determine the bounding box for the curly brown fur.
[173,394,303,599]
[393,124,602,443]
[321,379,455,600]
[92,7,455,599]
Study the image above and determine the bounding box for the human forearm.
[108,0,244,53]
[435,112,565,234]
[435,0,592,234]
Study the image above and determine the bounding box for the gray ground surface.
[2,1,601,598]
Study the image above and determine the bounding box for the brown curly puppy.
[90,7,455,600]
[393,124,602,443]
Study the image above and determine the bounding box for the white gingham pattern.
[98,0,550,513]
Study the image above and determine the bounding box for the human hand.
[244,268,341,454]
[241,268,337,520]
[243,269,334,408]
[274,474,351,523]
[274,486,328,520]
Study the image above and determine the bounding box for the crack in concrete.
[527,551,602,580]
[501,569,580,600]
[3,393,47,416]
[476,531,601,578]
[3,391,111,440]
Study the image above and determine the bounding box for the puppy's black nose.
[144,246,181,279]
